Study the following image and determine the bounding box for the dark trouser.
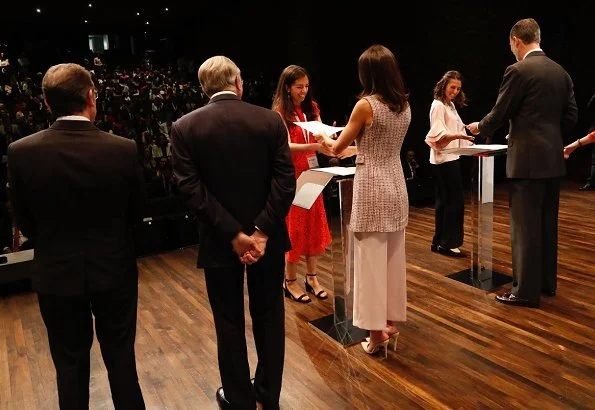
[406,177,434,207]
[205,250,285,410]
[509,178,560,303]
[431,160,464,249]
[37,284,145,410]
[587,146,595,184]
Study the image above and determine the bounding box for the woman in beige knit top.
[314,44,411,357]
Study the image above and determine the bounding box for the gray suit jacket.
[478,51,578,179]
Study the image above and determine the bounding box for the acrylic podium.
[292,167,368,346]
[442,144,512,291]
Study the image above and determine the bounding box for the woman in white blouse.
[425,71,474,257]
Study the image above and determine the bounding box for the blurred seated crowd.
[0,48,433,254]
[0,50,274,254]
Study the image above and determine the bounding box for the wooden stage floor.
[1,181,594,409]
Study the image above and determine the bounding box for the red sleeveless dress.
[285,104,331,263]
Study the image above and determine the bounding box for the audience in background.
[0,51,273,254]
[402,149,434,207]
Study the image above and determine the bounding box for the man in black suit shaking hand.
[467,18,578,307]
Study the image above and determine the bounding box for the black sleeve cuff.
[241,224,256,236]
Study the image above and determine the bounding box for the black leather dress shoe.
[216,387,232,410]
[437,246,466,258]
[495,292,539,308]
[579,183,595,191]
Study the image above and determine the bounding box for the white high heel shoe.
[387,332,399,351]
[365,333,399,351]
[361,338,390,358]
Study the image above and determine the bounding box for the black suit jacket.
[7,120,146,295]
[478,51,578,179]
[171,93,295,268]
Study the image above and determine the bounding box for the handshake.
[426,123,476,150]
[313,130,358,159]
[231,229,268,265]
[465,122,481,135]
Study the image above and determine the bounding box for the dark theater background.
[1,3,595,410]
[0,0,593,258]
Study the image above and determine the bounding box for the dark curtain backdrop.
[2,0,593,180]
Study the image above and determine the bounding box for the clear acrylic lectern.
[444,145,512,291]
[293,168,368,346]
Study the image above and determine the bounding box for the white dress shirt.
[522,48,542,60]
[56,115,90,122]
[210,90,237,98]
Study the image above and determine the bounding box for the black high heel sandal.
[305,274,328,300]
[283,278,311,304]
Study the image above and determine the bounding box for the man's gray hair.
[198,56,241,97]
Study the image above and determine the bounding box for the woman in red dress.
[272,65,332,303]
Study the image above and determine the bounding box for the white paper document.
[442,144,507,156]
[4,249,34,265]
[292,167,355,209]
[292,170,334,209]
[292,182,327,209]
[311,166,356,176]
[293,121,345,136]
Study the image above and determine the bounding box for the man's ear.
[43,98,52,113]
[87,88,97,108]
[235,75,243,96]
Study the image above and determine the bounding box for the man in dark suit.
[7,63,146,409]
[467,18,578,307]
[171,56,295,410]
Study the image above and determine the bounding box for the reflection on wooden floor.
[1,181,594,409]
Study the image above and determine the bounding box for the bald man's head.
[42,63,95,117]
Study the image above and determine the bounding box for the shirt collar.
[56,115,91,122]
[210,90,237,99]
[523,48,542,60]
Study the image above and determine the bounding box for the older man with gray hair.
[171,56,295,410]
